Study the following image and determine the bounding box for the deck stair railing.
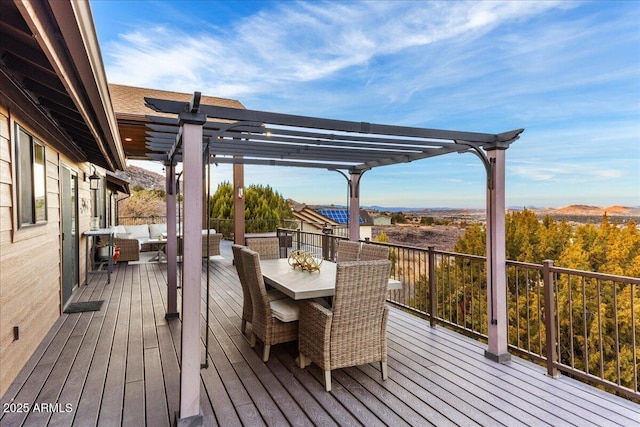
[276,227,640,402]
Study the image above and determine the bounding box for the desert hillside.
[114,165,165,190]
[372,225,465,251]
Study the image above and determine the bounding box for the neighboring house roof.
[316,208,365,225]
[0,1,125,171]
[291,202,373,226]
[291,202,338,226]
[109,83,245,160]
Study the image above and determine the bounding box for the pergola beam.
[208,157,359,170]
[145,97,521,144]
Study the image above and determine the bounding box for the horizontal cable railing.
[276,227,639,401]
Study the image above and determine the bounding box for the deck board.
[71,266,126,426]
[96,264,132,427]
[2,241,639,427]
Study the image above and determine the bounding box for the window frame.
[15,124,48,228]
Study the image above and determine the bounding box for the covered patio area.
[2,241,637,426]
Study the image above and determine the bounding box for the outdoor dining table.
[259,258,402,300]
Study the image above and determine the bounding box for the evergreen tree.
[449,210,639,392]
[208,182,294,234]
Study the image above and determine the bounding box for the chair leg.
[241,319,247,334]
[262,344,271,362]
[299,353,306,369]
[249,333,256,348]
[381,361,388,380]
[324,370,332,392]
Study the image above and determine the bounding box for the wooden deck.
[2,242,639,426]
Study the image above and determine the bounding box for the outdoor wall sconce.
[89,165,100,190]
[237,186,244,200]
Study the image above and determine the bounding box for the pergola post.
[484,147,511,363]
[165,161,178,318]
[234,160,245,244]
[348,172,361,241]
[178,120,205,424]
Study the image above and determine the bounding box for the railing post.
[543,259,559,377]
[322,223,330,260]
[428,246,437,328]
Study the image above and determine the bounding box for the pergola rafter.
[143,97,522,174]
[144,93,523,424]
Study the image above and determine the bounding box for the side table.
[148,238,167,262]
[84,228,114,285]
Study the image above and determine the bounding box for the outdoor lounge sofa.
[112,224,222,261]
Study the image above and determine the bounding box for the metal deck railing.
[275,227,640,401]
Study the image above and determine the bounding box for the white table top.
[84,228,114,236]
[259,258,402,300]
[147,238,167,244]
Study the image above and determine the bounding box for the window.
[16,125,47,226]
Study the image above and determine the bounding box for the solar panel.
[317,209,363,224]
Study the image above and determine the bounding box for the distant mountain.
[114,165,165,190]
[364,206,431,212]
[545,205,640,216]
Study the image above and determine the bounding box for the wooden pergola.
[144,92,523,425]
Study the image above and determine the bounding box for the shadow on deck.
[1,241,638,426]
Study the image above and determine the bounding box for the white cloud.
[103,1,568,100]
[99,1,639,208]
[510,161,624,183]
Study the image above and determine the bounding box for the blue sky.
[91,0,640,209]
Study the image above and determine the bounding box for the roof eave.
[17,0,125,171]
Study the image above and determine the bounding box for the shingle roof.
[108,84,245,160]
[109,84,244,118]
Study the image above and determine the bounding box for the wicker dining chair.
[232,244,286,334]
[202,232,223,257]
[359,243,390,261]
[246,237,280,260]
[336,240,360,262]
[298,259,392,391]
[240,248,299,361]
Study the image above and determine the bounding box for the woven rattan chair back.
[240,249,271,339]
[240,248,298,361]
[331,260,391,367]
[336,240,360,262]
[247,237,280,260]
[359,243,390,261]
[298,259,392,390]
[232,244,252,333]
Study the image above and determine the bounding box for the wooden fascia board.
[16,0,124,171]
[66,0,125,169]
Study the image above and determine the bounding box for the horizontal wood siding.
[0,107,84,398]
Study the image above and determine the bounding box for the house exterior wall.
[360,225,372,241]
[0,102,93,397]
[373,215,392,226]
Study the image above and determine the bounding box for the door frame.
[61,164,79,309]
